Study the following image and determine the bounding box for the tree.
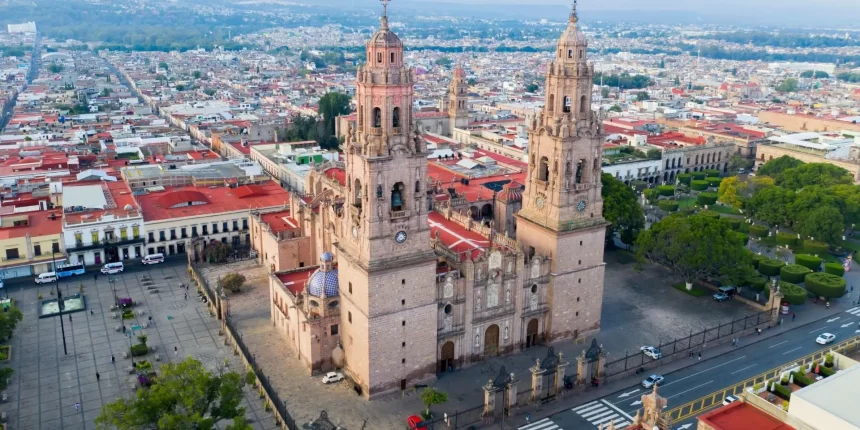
[601,173,645,247]
[718,176,745,208]
[435,57,452,67]
[419,387,448,417]
[608,104,622,113]
[727,154,753,172]
[317,92,352,148]
[775,78,798,93]
[636,215,751,290]
[748,186,794,226]
[673,76,681,86]
[526,83,539,93]
[794,205,843,244]
[96,357,255,430]
[203,88,217,96]
[101,88,112,97]
[0,306,23,341]
[48,63,63,73]
[221,273,246,293]
[158,61,169,72]
[202,242,232,264]
[645,148,661,160]
[800,70,829,79]
[600,87,610,98]
[193,70,202,79]
[756,156,803,180]
[636,91,650,101]
[0,368,12,391]
[778,163,852,190]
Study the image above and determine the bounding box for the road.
[518,310,860,430]
[0,34,40,131]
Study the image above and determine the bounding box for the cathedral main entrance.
[526,319,539,348]
[484,325,500,357]
[439,341,455,373]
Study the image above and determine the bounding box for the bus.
[56,263,86,278]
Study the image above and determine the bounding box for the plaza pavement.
[0,260,276,430]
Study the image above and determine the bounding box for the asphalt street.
[518,308,860,430]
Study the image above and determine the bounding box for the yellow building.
[0,210,65,279]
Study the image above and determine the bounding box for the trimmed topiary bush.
[779,281,807,305]
[727,219,741,230]
[805,272,847,298]
[772,382,792,401]
[131,344,149,357]
[657,185,675,197]
[704,169,721,177]
[692,171,707,180]
[677,173,692,185]
[697,192,718,205]
[752,254,768,269]
[732,231,749,246]
[691,180,709,191]
[794,254,822,271]
[803,240,829,255]
[698,209,720,219]
[824,262,845,276]
[758,259,785,277]
[631,180,648,191]
[749,224,769,238]
[775,232,797,246]
[706,176,722,187]
[657,200,679,212]
[780,264,812,283]
[748,276,768,291]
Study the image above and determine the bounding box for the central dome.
[368,16,402,48]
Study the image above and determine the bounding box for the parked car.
[723,395,739,405]
[642,374,664,389]
[713,292,730,302]
[142,253,164,265]
[816,333,836,345]
[321,371,344,384]
[640,346,662,360]
[407,415,427,430]
[718,286,736,296]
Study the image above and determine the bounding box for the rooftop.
[137,181,290,222]
[791,358,860,428]
[428,211,490,261]
[698,401,795,430]
[276,266,317,296]
[259,209,300,234]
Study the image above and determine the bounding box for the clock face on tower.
[577,200,587,212]
[394,231,408,244]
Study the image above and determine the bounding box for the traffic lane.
[7,257,188,290]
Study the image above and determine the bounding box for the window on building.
[390,52,395,63]
[5,249,19,260]
[222,222,228,232]
[242,219,248,230]
[563,96,571,113]
[330,324,339,336]
[377,52,382,63]
[538,157,549,182]
[211,224,218,234]
[192,226,198,237]
[349,282,352,294]
[159,231,166,241]
[92,231,99,244]
[52,242,59,253]
[181,227,187,238]
[348,311,352,323]
[392,107,400,128]
[148,232,155,242]
[575,159,584,184]
[580,95,587,113]
[547,94,554,112]
[33,244,41,256]
[567,49,572,58]
[170,229,176,239]
[373,107,381,128]
[120,228,128,240]
[390,182,404,211]
[132,226,140,239]
[232,221,239,231]
[202,225,208,235]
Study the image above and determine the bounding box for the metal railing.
[665,334,860,423]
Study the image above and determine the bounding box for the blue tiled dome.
[321,252,334,262]
[308,268,339,297]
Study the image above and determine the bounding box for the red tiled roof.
[428,211,491,261]
[276,267,316,295]
[698,402,795,430]
[158,190,209,208]
[260,209,300,234]
[138,181,290,222]
[324,168,346,187]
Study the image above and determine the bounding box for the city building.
[755,131,860,182]
[249,141,340,194]
[0,208,63,279]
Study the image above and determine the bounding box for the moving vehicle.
[321,371,344,384]
[640,346,662,360]
[407,416,427,430]
[56,263,85,278]
[713,292,730,302]
[100,262,124,274]
[723,395,739,405]
[141,253,164,265]
[816,333,836,345]
[35,272,57,284]
[642,374,664,389]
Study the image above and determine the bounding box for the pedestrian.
[68,314,72,323]
[184,293,187,300]
[698,353,701,361]
[122,325,126,333]
[526,413,531,424]
[792,313,796,321]
[74,402,80,413]
[96,372,100,382]
[90,310,94,315]
[111,354,115,363]
[174,346,178,357]
[826,301,831,309]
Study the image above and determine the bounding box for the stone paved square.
[0,260,275,429]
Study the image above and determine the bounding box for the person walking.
[174,346,178,357]
[111,355,115,363]
[525,414,531,424]
[74,402,80,413]
[184,293,187,300]
[96,372,100,382]
[90,310,94,315]
[68,314,72,323]
[792,313,796,322]
[698,353,702,361]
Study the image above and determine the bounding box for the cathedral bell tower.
[516,4,607,342]
[337,0,437,398]
[448,62,470,131]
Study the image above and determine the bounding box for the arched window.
[377,52,382,63]
[391,182,405,211]
[575,159,584,184]
[580,95,587,113]
[579,49,583,59]
[415,180,421,193]
[568,49,573,59]
[372,108,381,128]
[353,179,362,206]
[539,157,549,182]
[376,184,383,199]
[392,107,400,128]
[563,96,571,113]
[547,94,555,112]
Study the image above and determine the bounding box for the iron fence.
[422,404,486,429]
[604,309,773,376]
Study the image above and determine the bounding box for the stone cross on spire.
[570,0,579,23]
[381,0,391,17]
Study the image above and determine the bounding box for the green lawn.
[678,197,698,209]
[672,282,710,297]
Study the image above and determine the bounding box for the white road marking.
[666,380,714,400]
[571,401,600,413]
[600,399,635,421]
[808,326,829,334]
[592,413,621,425]
[846,306,860,313]
[782,346,803,355]
[518,418,561,430]
[658,356,746,388]
[730,364,758,375]
[768,340,788,348]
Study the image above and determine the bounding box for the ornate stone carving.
[487,283,499,308]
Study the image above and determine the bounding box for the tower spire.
[570,0,578,23]
[380,0,391,29]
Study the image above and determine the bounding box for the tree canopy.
[775,78,799,93]
[777,163,852,190]
[96,357,255,430]
[747,186,795,226]
[601,173,645,247]
[756,155,804,179]
[636,214,751,284]
[0,306,23,341]
[317,92,352,149]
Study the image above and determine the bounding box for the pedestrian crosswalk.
[519,417,562,430]
[571,400,634,429]
[846,306,860,317]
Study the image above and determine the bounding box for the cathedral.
[255,3,608,399]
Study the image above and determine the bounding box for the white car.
[640,346,662,360]
[816,333,836,345]
[321,371,344,384]
[723,395,739,405]
[642,374,664,389]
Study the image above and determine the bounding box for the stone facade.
[660,141,735,183]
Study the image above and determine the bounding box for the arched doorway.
[484,324,500,357]
[480,203,493,222]
[469,206,481,220]
[526,319,539,348]
[440,341,455,373]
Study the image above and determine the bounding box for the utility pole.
[53,251,68,355]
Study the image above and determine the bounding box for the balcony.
[390,210,409,220]
[66,235,145,252]
[392,127,402,135]
[472,304,516,324]
[369,127,383,136]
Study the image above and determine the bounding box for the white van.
[142,253,164,265]
[101,262,124,274]
[35,272,57,284]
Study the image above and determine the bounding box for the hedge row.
[759,259,785,277]
[805,272,847,299]
[704,169,721,177]
[706,176,722,187]
[779,281,807,305]
[658,200,679,212]
[677,173,692,185]
[792,371,815,388]
[775,232,798,246]
[727,219,741,230]
[772,382,792,401]
[692,172,707,180]
[749,225,769,238]
[794,254,822,271]
[804,240,829,255]
[657,185,675,196]
[748,276,768,291]
[824,263,845,276]
[818,365,836,377]
[780,264,812,283]
[732,231,750,246]
[752,254,769,269]
[131,344,149,357]
[698,210,720,220]
[691,180,709,191]
[697,192,718,206]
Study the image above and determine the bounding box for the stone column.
[506,373,518,411]
[482,379,496,417]
[556,352,569,393]
[576,353,587,386]
[530,359,544,401]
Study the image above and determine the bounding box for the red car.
[407,415,427,430]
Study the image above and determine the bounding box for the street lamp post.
[52,251,68,355]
